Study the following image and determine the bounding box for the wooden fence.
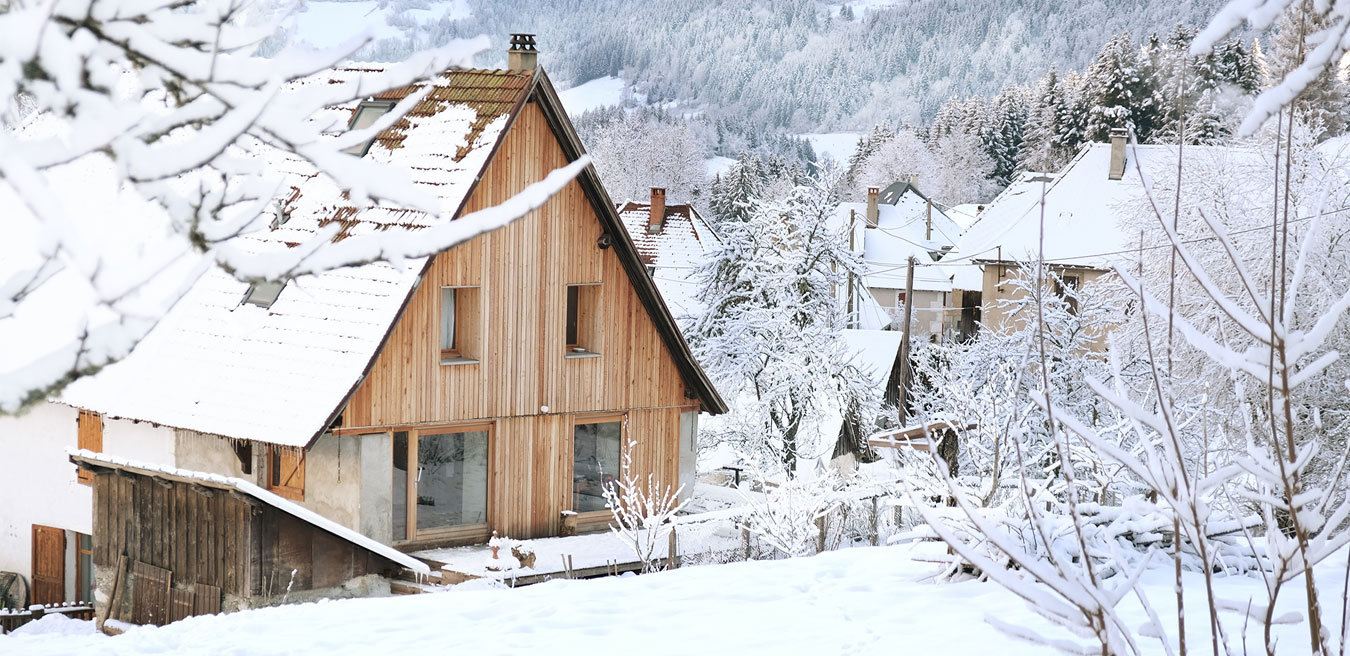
[0,603,95,634]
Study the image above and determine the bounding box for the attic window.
[242,280,286,309]
[343,99,396,157]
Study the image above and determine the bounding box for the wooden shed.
[71,452,428,625]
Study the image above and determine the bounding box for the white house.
[832,182,962,339]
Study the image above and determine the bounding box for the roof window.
[343,99,397,157]
[242,280,286,309]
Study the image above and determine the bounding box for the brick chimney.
[507,34,538,72]
[1108,127,1128,180]
[647,188,666,234]
[865,187,879,227]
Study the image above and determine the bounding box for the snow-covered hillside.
[3,543,1336,655]
[263,0,1229,131]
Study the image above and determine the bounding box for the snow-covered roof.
[617,200,721,269]
[69,449,430,575]
[956,143,1266,269]
[616,199,721,318]
[59,69,534,447]
[840,329,903,387]
[833,182,962,293]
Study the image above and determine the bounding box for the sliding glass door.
[391,425,490,543]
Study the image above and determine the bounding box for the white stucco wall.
[0,403,90,578]
[0,403,174,588]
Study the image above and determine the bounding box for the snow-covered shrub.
[603,435,686,574]
[740,474,840,558]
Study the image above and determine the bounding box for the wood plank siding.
[342,101,697,539]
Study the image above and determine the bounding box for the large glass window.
[573,419,622,512]
[416,430,489,531]
[392,431,409,542]
[392,426,489,541]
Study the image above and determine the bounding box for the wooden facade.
[81,458,403,621]
[339,98,703,542]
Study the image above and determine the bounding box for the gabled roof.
[616,200,722,319]
[616,200,721,269]
[59,66,725,448]
[957,143,1267,269]
[832,182,961,293]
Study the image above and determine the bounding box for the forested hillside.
[270,0,1228,131]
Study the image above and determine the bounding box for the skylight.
[342,99,397,157]
[243,280,286,309]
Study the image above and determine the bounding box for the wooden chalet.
[32,33,725,611]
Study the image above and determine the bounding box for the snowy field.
[3,543,1333,655]
[284,0,470,50]
[558,76,627,115]
[801,132,862,165]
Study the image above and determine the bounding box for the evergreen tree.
[1082,32,1160,142]
[1020,68,1079,172]
[985,86,1030,187]
[1265,0,1349,140]
[708,154,766,226]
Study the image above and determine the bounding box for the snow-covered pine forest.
[9,0,1350,654]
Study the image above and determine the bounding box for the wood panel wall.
[341,100,698,539]
[93,472,257,597]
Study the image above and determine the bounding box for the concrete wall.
[173,431,386,542]
[0,403,173,593]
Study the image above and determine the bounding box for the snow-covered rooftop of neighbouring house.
[616,199,721,319]
[956,143,1268,269]
[832,182,962,292]
[58,68,534,447]
[841,329,903,386]
[68,449,429,574]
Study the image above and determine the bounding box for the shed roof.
[69,449,430,575]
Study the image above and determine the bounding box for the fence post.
[815,514,826,553]
[667,526,679,570]
[741,525,751,561]
[871,496,880,546]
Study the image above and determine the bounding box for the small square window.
[441,286,479,364]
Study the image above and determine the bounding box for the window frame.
[266,446,306,501]
[342,99,397,157]
[440,285,480,365]
[564,282,601,357]
[570,413,626,518]
[76,410,103,485]
[392,422,494,545]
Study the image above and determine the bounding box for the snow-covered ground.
[3,543,1334,655]
[802,132,862,165]
[558,76,627,115]
[704,156,736,177]
[284,0,470,51]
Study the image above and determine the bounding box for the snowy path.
[2,544,1332,655]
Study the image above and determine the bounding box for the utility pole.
[897,255,916,424]
[925,197,932,241]
[847,209,856,328]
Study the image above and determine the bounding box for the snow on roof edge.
[68,448,429,575]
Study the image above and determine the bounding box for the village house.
[832,182,962,339]
[0,35,726,618]
[955,129,1268,338]
[615,187,723,320]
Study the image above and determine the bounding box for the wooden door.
[30,525,66,605]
